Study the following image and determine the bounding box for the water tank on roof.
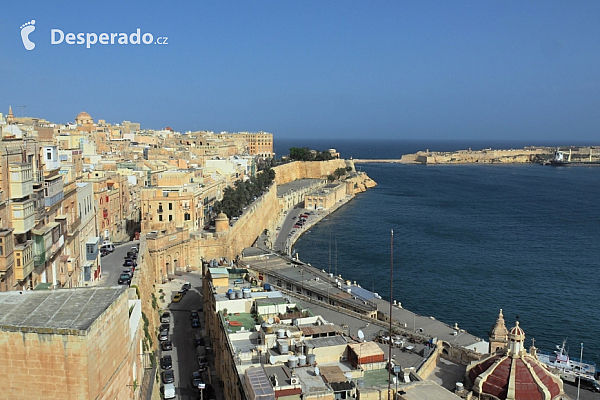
[235,290,243,299]
[242,288,251,298]
[228,291,236,300]
[288,356,298,368]
[298,355,307,366]
[279,341,289,355]
[456,382,464,392]
[277,329,285,339]
[307,353,316,365]
[264,283,271,291]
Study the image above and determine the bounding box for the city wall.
[273,159,352,185]
[142,159,375,280]
[400,148,553,164]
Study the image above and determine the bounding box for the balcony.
[44,175,64,208]
[10,199,35,234]
[14,240,34,281]
[86,236,100,261]
[9,163,34,199]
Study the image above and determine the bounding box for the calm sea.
[282,139,600,365]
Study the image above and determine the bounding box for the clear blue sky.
[1,1,600,141]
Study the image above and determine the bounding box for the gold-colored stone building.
[0,287,145,400]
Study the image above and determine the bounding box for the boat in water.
[537,340,597,378]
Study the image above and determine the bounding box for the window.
[168,215,173,221]
[184,213,190,221]
[46,151,52,160]
[159,215,163,221]
[168,203,173,210]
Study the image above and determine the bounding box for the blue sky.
[1,1,600,141]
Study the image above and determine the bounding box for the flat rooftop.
[0,287,126,334]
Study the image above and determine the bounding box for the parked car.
[158,329,169,341]
[160,323,169,332]
[161,355,172,370]
[123,268,133,278]
[182,283,191,291]
[191,319,201,328]
[163,383,176,399]
[172,293,183,303]
[161,340,173,351]
[190,310,199,320]
[191,370,205,389]
[161,369,175,384]
[123,259,135,267]
[118,274,131,285]
[161,312,170,323]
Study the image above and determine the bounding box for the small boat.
[537,340,596,378]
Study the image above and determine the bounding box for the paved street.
[97,241,139,287]
[158,273,220,400]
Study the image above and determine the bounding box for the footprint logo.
[20,20,36,50]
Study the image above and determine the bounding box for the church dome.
[75,111,93,125]
[468,320,564,400]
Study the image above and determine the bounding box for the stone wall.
[0,290,133,400]
[192,184,280,260]
[273,159,350,185]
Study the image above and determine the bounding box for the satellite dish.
[268,317,274,324]
[314,366,320,376]
[286,330,292,338]
[358,330,365,341]
[269,355,276,365]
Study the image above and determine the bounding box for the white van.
[163,383,176,399]
[100,242,114,252]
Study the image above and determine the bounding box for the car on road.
[118,274,131,285]
[191,319,201,328]
[163,383,176,399]
[160,323,169,332]
[158,329,169,341]
[172,293,183,303]
[161,355,172,370]
[161,312,170,323]
[161,369,175,384]
[123,259,136,267]
[182,282,191,291]
[191,370,205,389]
[161,340,173,351]
[190,310,199,320]
[123,268,133,278]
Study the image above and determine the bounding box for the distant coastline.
[398,145,600,165]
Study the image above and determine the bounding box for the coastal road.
[563,382,600,400]
[98,241,139,287]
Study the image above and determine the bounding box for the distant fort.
[355,145,600,165]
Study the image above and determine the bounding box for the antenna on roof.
[314,366,320,376]
[269,355,276,365]
[358,330,365,341]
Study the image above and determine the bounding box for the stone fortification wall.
[400,148,553,164]
[192,184,280,260]
[273,159,350,185]
[346,172,377,194]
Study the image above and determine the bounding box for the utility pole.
[388,229,394,400]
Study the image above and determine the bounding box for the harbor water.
[286,139,600,365]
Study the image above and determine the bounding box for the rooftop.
[0,287,126,334]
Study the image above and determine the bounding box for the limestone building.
[0,286,144,400]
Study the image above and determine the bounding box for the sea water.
[286,139,600,364]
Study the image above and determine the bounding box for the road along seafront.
[267,171,377,256]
